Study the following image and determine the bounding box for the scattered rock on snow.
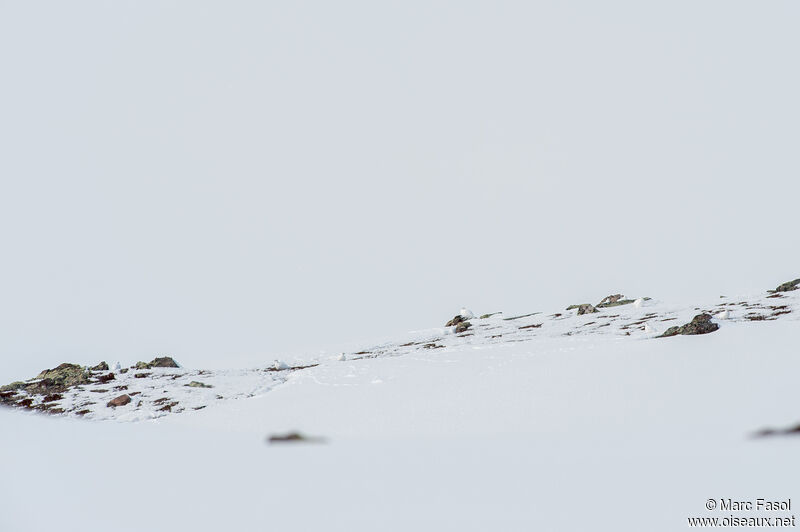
[107,394,132,408]
[96,373,115,384]
[185,381,213,389]
[445,315,465,327]
[658,314,719,338]
[91,361,109,371]
[577,304,598,315]
[267,431,326,444]
[454,321,472,334]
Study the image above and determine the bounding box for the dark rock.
[772,278,800,292]
[267,431,326,444]
[454,321,472,334]
[503,312,541,321]
[658,314,719,338]
[96,373,115,384]
[577,304,598,315]
[91,361,109,371]
[445,315,465,327]
[134,372,151,378]
[119,368,129,374]
[150,357,180,368]
[134,361,150,370]
[106,394,131,408]
[42,393,63,403]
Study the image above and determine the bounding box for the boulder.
[91,361,109,371]
[106,394,131,408]
[150,357,180,368]
[445,315,465,327]
[658,314,719,338]
[31,364,90,392]
[454,321,472,334]
[772,278,800,292]
[577,304,598,315]
[133,357,180,370]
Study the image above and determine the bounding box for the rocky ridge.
[2,278,797,422]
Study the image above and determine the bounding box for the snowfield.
[1,288,799,531]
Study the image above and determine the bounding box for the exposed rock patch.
[91,361,109,371]
[107,394,131,408]
[658,314,719,338]
[185,381,213,389]
[454,321,472,334]
[445,315,465,327]
[771,278,800,293]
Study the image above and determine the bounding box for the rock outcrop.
[771,278,800,293]
[454,321,472,334]
[132,357,180,370]
[658,314,719,338]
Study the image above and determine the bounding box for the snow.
[1,290,798,531]
[460,307,475,319]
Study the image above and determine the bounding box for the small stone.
[185,381,213,388]
[107,394,132,408]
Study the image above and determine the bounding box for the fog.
[1,1,798,380]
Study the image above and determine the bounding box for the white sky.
[1,1,798,379]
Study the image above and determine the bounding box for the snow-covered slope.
[1,283,798,531]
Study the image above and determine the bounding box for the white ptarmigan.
[273,360,289,370]
[644,323,659,335]
[460,307,475,319]
[718,310,731,320]
[633,298,645,308]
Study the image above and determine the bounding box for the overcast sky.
[1,1,798,380]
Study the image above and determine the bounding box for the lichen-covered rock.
[0,381,26,393]
[596,294,637,308]
[597,294,623,306]
[445,315,465,327]
[577,304,598,315]
[150,357,179,368]
[107,394,131,408]
[185,381,213,388]
[658,314,719,338]
[134,357,180,370]
[773,278,800,292]
[454,321,472,333]
[91,361,109,371]
[32,364,90,392]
